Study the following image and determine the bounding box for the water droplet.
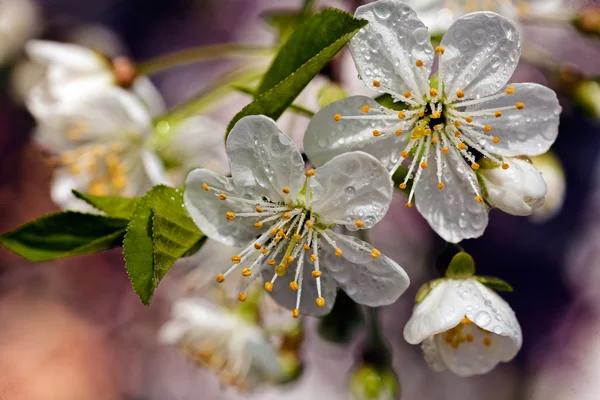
[413,27,429,45]
[345,186,356,196]
[474,311,491,327]
[493,326,503,334]
[373,0,395,19]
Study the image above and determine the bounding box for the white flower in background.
[158,298,285,391]
[480,157,547,216]
[0,0,40,65]
[530,152,566,222]
[184,115,410,318]
[25,40,165,118]
[304,0,561,243]
[34,86,226,210]
[403,278,522,377]
[403,0,566,35]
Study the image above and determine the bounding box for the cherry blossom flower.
[184,115,410,318]
[304,0,561,242]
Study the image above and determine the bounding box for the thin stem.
[137,43,274,76]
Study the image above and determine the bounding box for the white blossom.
[184,115,410,317]
[158,298,285,391]
[530,152,565,222]
[304,0,561,243]
[403,278,522,377]
[481,157,547,216]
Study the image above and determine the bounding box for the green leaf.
[415,278,443,304]
[446,252,476,279]
[392,165,411,194]
[124,185,204,305]
[374,94,410,111]
[72,190,141,219]
[475,276,514,292]
[233,85,315,117]
[0,212,128,262]
[317,83,348,109]
[226,9,368,136]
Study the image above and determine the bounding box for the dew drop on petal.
[475,311,492,327]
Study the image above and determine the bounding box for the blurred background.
[2,0,600,399]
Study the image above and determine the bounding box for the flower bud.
[480,157,547,216]
[530,153,565,223]
[349,364,399,400]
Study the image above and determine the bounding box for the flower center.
[436,316,494,350]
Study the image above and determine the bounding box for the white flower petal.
[45,65,115,102]
[415,148,488,243]
[321,230,410,307]
[132,76,167,117]
[310,152,393,230]
[184,168,263,247]
[440,12,521,101]
[404,279,521,351]
[421,336,447,372]
[25,40,108,71]
[50,170,96,212]
[261,259,337,317]
[350,0,433,97]
[303,96,408,172]
[141,150,171,186]
[227,116,305,203]
[469,83,561,157]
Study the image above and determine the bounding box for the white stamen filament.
[408,136,432,204]
[402,138,425,187]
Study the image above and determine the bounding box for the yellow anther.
[435,46,445,55]
[291,309,300,318]
[403,91,412,98]
[454,120,461,127]
[502,162,510,170]
[271,228,279,235]
[238,292,247,302]
[465,116,473,123]
[303,244,311,251]
[316,297,326,308]
[268,259,276,265]
[405,202,412,208]
[461,316,473,324]
[254,221,263,229]
[202,183,210,191]
[456,90,465,98]
[225,212,235,221]
[305,168,315,177]
[275,264,287,276]
[396,129,403,136]
[438,182,444,190]
[285,256,294,266]
[289,281,299,291]
[216,274,226,283]
[370,249,381,258]
[255,206,264,213]
[231,256,241,264]
[420,161,428,169]
[416,59,424,67]
[372,129,381,137]
[334,113,342,122]
[430,88,438,97]
[88,182,108,196]
[431,137,438,143]
[334,248,343,257]
[261,248,268,255]
[264,282,274,292]
[401,150,409,158]
[516,102,525,110]
[373,79,381,87]
[442,147,449,154]
[506,86,515,94]
[361,105,370,113]
[399,183,407,189]
[282,186,290,194]
[433,124,442,131]
[484,125,492,132]
[418,110,425,117]
[495,111,502,118]
[111,176,127,191]
[476,196,483,203]
[219,193,227,200]
[457,142,466,150]
[413,126,427,139]
[312,270,322,278]
[283,212,292,220]
[242,268,252,277]
[471,163,480,170]
[483,337,492,347]
[431,112,441,119]
[398,111,405,119]
[254,243,262,250]
[355,220,364,228]
[305,220,313,228]
[293,233,301,240]
[466,333,474,342]
[309,254,317,263]
[492,137,500,144]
